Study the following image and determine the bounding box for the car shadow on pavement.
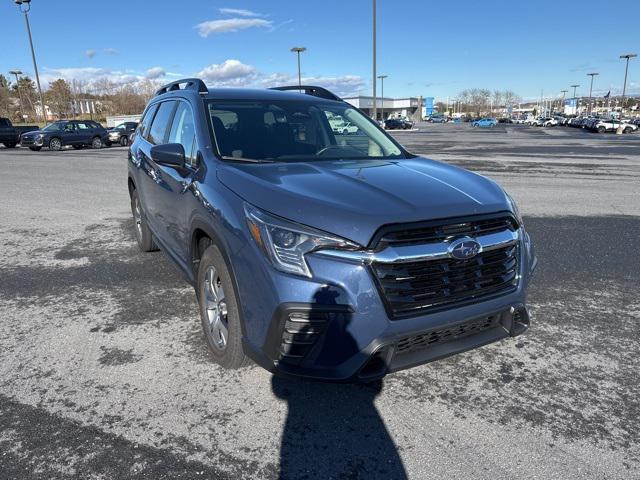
[271,286,407,480]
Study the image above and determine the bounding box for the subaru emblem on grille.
[448,237,482,260]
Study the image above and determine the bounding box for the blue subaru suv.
[128,79,536,381]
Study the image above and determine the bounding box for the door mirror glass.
[150,143,186,169]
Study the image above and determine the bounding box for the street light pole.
[377,75,388,122]
[15,0,45,123]
[570,84,580,115]
[9,70,25,122]
[372,0,377,121]
[560,89,567,114]
[619,53,637,114]
[290,47,306,90]
[587,73,598,115]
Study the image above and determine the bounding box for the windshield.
[207,99,405,162]
[42,122,66,132]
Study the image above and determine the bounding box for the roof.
[203,87,341,103]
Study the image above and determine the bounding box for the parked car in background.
[471,118,498,128]
[107,121,138,146]
[19,120,109,151]
[0,117,39,148]
[593,118,638,134]
[384,118,412,130]
[430,116,447,123]
[542,117,558,127]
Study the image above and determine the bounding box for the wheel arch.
[190,220,248,338]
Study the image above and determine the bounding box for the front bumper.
[238,227,537,382]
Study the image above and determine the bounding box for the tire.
[91,136,102,149]
[342,129,348,135]
[624,127,632,134]
[29,147,41,151]
[49,137,62,151]
[3,143,17,148]
[197,244,249,369]
[597,126,606,134]
[120,136,129,147]
[130,189,157,252]
[72,145,84,150]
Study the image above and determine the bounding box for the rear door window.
[147,101,177,145]
[139,104,159,140]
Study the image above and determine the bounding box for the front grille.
[395,313,501,355]
[20,137,34,145]
[373,214,518,247]
[372,244,519,318]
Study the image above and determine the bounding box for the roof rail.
[270,85,341,101]
[155,78,208,97]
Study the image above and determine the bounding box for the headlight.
[244,204,359,277]
[505,193,524,227]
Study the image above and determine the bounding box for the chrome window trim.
[314,229,519,265]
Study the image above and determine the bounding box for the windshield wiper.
[221,156,276,164]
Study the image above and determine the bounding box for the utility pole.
[570,84,580,115]
[619,53,637,114]
[587,73,598,115]
[290,47,306,89]
[372,0,377,121]
[377,75,388,121]
[15,0,45,122]
[9,70,25,122]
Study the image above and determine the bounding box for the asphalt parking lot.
[1,123,638,479]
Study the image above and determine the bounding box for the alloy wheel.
[49,138,62,151]
[204,266,229,350]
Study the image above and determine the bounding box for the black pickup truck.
[0,117,39,148]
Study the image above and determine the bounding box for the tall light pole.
[560,90,568,113]
[290,47,306,89]
[377,75,388,121]
[587,73,598,115]
[570,84,580,115]
[9,70,25,122]
[619,53,637,113]
[15,0,45,122]
[372,0,377,121]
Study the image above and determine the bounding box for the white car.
[338,122,359,135]
[593,119,638,134]
[543,118,558,127]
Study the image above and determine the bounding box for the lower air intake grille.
[395,313,501,355]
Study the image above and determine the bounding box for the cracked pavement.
[0,124,638,479]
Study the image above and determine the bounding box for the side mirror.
[150,143,185,170]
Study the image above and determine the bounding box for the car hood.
[217,157,512,246]
[21,130,44,138]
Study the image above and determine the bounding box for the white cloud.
[103,48,119,55]
[197,59,257,86]
[146,66,166,80]
[40,67,143,89]
[195,18,272,37]
[219,8,264,17]
[260,73,366,97]
[85,49,96,59]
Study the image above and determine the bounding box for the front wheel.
[49,137,62,151]
[120,136,129,147]
[91,136,103,149]
[130,189,157,252]
[597,126,606,134]
[624,127,633,134]
[197,244,249,369]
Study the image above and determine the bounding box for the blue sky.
[2,0,638,101]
